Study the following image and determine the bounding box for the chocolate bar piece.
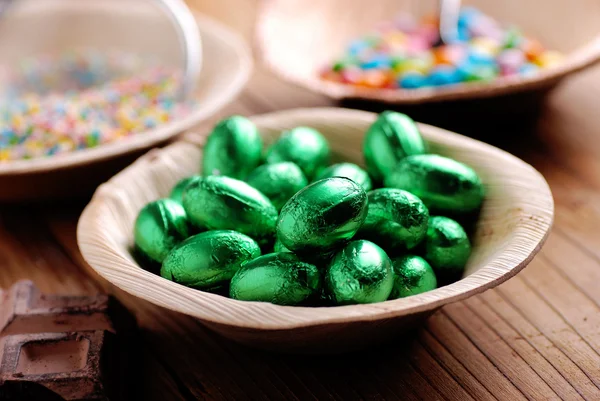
[0,281,134,401]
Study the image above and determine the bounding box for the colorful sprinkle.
[0,49,196,162]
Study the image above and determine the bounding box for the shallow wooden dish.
[0,0,252,201]
[77,108,553,352]
[257,0,600,104]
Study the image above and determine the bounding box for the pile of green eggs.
[133,111,485,306]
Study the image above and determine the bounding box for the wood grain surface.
[1,1,600,399]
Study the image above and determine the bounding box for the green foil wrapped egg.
[246,162,308,210]
[265,127,330,179]
[161,230,261,290]
[134,199,190,263]
[230,252,322,305]
[325,240,394,305]
[385,154,485,214]
[363,111,426,182]
[277,177,368,253]
[389,255,437,299]
[183,175,278,243]
[314,162,373,192]
[170,175,202,204]
[424,216,471,274]
[359,188,429,254]
[202,116,263,179]
[273,238,291,253]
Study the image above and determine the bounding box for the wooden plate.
[77,107,554,352]
[257,0,600,104]
[0,0,252,201]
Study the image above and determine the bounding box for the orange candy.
[523,39,545,61]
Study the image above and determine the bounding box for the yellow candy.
[393,58,432,75]
[0,149,10,161]
[535,51,563,68]
[470,37,501,56]
[384,32,408,49]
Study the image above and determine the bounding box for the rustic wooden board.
[1,1,600,399]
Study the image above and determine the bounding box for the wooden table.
[3,5,600,401]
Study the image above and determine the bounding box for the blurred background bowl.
[0,0,252,201]
[77,108,554,352]
[257,0,600,105]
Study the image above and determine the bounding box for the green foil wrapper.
[161,230,260,290]
[389,255,437,299]
[202,116,263,179]
[182,175,278,244]
[273,238,291,253]
[265,127,330,179]
[230,252,321,305]
[277,177,368,253]
[170,175,202,204]
[134,199,190,263]
[424,216,471,274]
[314,162,373,192]
[246,162,308,211]
[385,154,485,214]
[359,188,429,254]
[325,240,393,305]
[363,111,426,182]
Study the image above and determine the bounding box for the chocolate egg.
[385,154,484,214]
[389,255,437,299]
[273,238,291,253]
[424,216,471,274]
[277,177,368,253]
[230,252,322,305]
[134,199,190,263]
[265,127,330,179]
[314,162,373,191]
[170,175,202,204]
[161,230,261,290]
[246,162,308,210]
[325,240,393,305]
[202,116,263,179]
[183,175,278,243]
[359,188,429,254]
[363,111,426,181]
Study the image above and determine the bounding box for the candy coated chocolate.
[359,188,429,254]
[325,240,393,305]
[424,216,471,273]
[314,162,373,192]
[265,127,330,179]
[161,230,261,290]
[363,111,425,181]
[277,177,368,253]
[183,175,278,244]
[389,255,437,298]
[246,162,308,210]
[230,253,321,305]
[385,154,484,214]
[202,116,263,179]
[134,199,190,263]
[170,175,201,204]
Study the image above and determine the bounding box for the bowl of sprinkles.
[78,108,553,352]
[257,0,600,104]
[0,0,251,200]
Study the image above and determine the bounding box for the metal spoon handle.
[439,0,461,44]
[153,0,202,100]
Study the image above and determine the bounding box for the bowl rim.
[77,107,554,331]
[255,0,600,104]
[0,1,252,175]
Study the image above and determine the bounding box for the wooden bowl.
[257,0,600,104]
[0,0,252,201]
[77,108,554,352]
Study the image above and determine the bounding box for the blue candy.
[361,54,391,70]
[519,62,539,77]
[399,72,427,89]
[428,67,463,86]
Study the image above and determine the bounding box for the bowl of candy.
[0,0,251,201]
[257,0,600,104]
[77,107,553,352]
